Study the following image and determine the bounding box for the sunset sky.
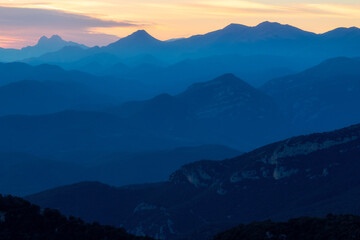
[1,0,360,48]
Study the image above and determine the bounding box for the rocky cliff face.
[170,124,360,188]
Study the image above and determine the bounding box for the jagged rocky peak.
[38,35,64,44]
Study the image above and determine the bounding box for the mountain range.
[109,73,288,150]
[0,21,356,94]
[0,73,288,159]
[27,123,360,239]
[0,56,359,157]
[1,20,360,240]
[25,21,360,65]
[0,35,87,62]
[0,62,146,115]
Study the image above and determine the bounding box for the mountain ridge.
[26,123,360,239]
[261,57,360,133]
[0,35,87,62]
[110,73,288,150]
[20,21,360,70]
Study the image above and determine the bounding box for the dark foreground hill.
[27,123,360,239]
[0,194,152,240]
[214,214,360,240]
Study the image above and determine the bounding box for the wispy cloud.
[0,6,139,48]
[177,0,360,17]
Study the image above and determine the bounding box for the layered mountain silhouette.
[23,30,163,66]
[0,111,178,156]
[15,22,360,95]
[0,80,114,116]
[0,73,286,159]
[23,22,360,68]
[27,123,360,239]
[0,62,156,114]
[0,62,122,115]
[0,35,87,62]
[173,21,315,49]
[262,57,360,133]
[1,20,360,240]
[110,73,288,150]
[98,54,299,94]
[0,145,240,196]
[0,57,359,149]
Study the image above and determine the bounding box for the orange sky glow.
[0,0,360,48]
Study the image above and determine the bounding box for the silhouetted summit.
[322,26,360,38]
[38,35,64,45]
[23,35,87,53]
[222,23,248,32]
[106,30,161,50]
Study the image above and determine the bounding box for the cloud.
[0,6,136,30]
[0,6,139,48]
[182,1,351,17]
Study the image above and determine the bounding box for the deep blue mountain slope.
[262,57,360,133]
[110,73,289,150]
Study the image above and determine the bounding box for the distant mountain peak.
[132,29,150,36]
[49,35,63,40]
[255,21,295,31]
[211,73,241,83]
[223,23,248,32]
[106,29,161,49]
[187,73,243,89]
[256,21,282,27]
[123,29,159,42]
[38,36,49,42]
[180,73,259,100]
[323,26,360,38]
[253,21,314,38]
[37,35,64,45]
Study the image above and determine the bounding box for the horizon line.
[2,20,360,50]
